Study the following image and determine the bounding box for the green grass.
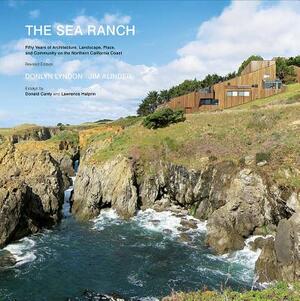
[164,282,300,301]
[110,115,143,128]
[0,124,41,137]
[86,98,300,188]
[232,83,300,109]
[49,130,79,144]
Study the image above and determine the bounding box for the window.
[263,80,282,89]
[226,91,238,97]
[200,98,219,105]
[238,91,250,97]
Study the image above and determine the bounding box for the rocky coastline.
[72,153,300,284]
[0,121,299,287]
[0,127,79,248]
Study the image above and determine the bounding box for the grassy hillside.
[163,282,300,301]
[1,84,299,189]
[82,88,300,188]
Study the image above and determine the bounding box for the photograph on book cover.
[0,0,300,300]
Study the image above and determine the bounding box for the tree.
[159,89,171,103]
[201,74,223,88]
[237,55,263,75]
[137,91,161,116]
[287,56,300,67]
[143,108,185,129]
[276,57,296,83]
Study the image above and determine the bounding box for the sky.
[0,0,300,127]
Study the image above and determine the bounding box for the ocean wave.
[127,272,144,287]
[132,208,207,239]
[221,235,274,269]
[3,237,37,267]
[92,208,122,231]
[196,266,230,277]
[133,209,182,237]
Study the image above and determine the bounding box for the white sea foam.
[134,209,182,237]
[133,208,207,238]
[71,176,76,185]
[91,208,207,241]
[213,234,275,284]
[92,208,122,230]
[196,266,229,277]
[127,272,144,287]
[221,235,274,269]
[3,237,37,267]
[63,186,74,217]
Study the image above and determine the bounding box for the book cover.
[0,0,299,300]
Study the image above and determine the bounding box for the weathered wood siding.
[294,66,300,83]
[161,60,283,113]
[240,60,275,75]
[213,62,279,109]
[161,91,215,113]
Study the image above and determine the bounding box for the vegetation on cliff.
[164,282,300,301]
[79,83,300,190]
[143,108,185,129]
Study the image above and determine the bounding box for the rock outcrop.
[7,126,61,144]
[72,150,299,283]
[73,155,138,219]
[256,209,300,282]
[0,143,65,247]
[138,160,236,217]
[206,169,277,253]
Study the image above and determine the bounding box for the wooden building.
[293,66,300,83]
[160,60,283,112]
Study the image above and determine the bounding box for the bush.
[142,108,185,129]
[256,152,271,163]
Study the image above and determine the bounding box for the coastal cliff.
[0,126,79,247]
[0,88,299,286]
[72,153,300,282]
[72,96,300,283]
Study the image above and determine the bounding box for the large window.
[200,98,219,105]
[263,80,282,89]
[238,91,250,97]
[227,91,250,97]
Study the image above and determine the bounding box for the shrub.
[256,152,271,163]
[143,108,185,129]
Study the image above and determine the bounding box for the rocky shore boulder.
[0,143,65,247]
[206,169,274,254]
[138,160,236,218]
[72,155,138,220]
[256,210,300,282]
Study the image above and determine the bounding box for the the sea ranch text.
[25,24,135,36]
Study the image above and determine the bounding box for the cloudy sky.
[0,0,300,127]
